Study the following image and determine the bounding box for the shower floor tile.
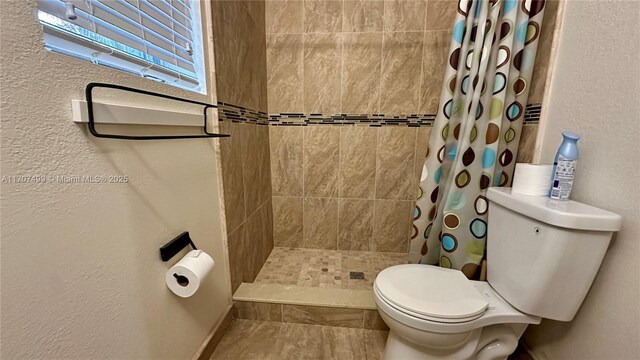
[254,247,408,290]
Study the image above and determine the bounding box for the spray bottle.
[549,132,580,200]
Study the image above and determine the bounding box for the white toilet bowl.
[373,264,540,360]
[374,189,622,359]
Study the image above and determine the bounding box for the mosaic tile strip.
[217,101,269,125]
[268,105,542,127]
[268,113,437,127]
[524,103,542,123]
[216,102,542,127]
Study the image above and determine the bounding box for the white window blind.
[36,0,206,93]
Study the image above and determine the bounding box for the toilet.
[374,188,622,360]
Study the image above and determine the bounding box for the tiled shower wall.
[266,0,559,252]
[265,0,556,114]
[210,0,559,290]
[271,126,431,253]
[211,1,273,293]
[266,0,455,114]
[269,124,538,253]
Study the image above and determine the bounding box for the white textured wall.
[525,0,640,359]
[0,1,231,359]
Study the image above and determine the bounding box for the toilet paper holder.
[159,231,197,262]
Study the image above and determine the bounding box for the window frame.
[36,0,208,95]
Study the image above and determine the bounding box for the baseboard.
[192,304,234,360]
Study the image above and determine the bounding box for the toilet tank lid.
[487,188,622,232]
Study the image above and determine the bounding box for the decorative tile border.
[524,103,542,124]
[217,102,542,127]
[217,102,269,125]
[269,113,436,127]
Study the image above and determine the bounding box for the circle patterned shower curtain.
[410,0,547,279]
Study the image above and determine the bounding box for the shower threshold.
[233,247,408,311]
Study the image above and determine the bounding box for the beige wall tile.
[304,0,343,33]
[267,34,304,113]
[234,301,283,321]
[338,199,374,251]
[304,126,340,197]
[339,126,377,198]
[257,49,269,112]
[211,1,246,106]
[375,127,417,200]
[380,32,424,114]
[303,197,339,249]
[341,32,382,114]
[343,0,384,32]
[266,201,275,252]
[266,0,304,34]
[273,196,304,247]
[270,126,304,196]
[425,0,457,30]
[244,1,266,27]
[419,30,451,114]
[241,123,272,215]
[517,124,538,163]
[364,310,389,330]
[282,304,364,328]
[243,22,269,112]
[258,125,273,202]
[227,223,247,293]
[304,33,342,113]
[243,0,268,111]
[384,0,427,31]
[213,0,274,296]
[219,121,246,233]
[245,201,275,282]
[373,200,413,252]
[529,56,548,105]
[212,1,267,111]
[529,0,559,104]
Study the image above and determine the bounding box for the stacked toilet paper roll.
[165,250,215,298]
[511,163,554,196]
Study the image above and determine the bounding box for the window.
[37,0,207,94]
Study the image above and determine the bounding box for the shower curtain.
[411,0,546,278]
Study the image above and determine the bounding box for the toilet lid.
[375,264,488,321]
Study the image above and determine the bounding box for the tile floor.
[254,247,408,290]
[211,319,388,360]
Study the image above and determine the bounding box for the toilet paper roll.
[512,163,554,197]
[165,249,214,298]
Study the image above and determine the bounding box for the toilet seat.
[375,265,488,323]
[373,265,541,334]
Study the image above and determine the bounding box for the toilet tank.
[486,188,621,322]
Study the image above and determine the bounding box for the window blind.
[36,0,206,93]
